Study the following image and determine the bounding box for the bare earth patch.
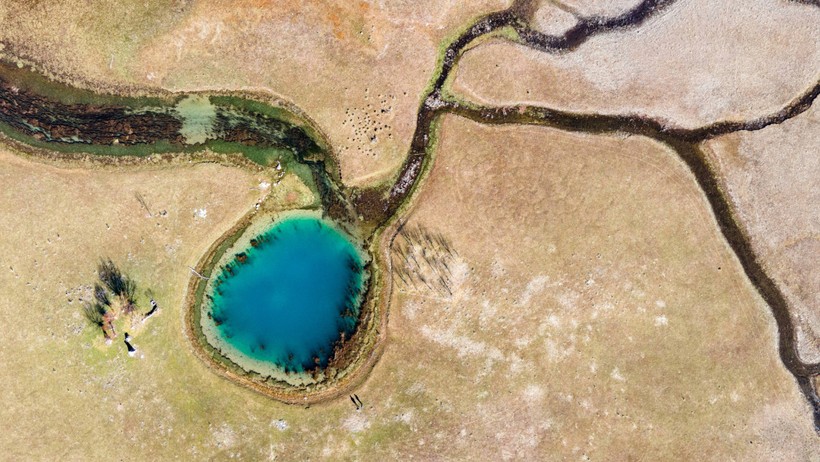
[452,0,820,129]
[705,104,820,362]
[384,116,817,459]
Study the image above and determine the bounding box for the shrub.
[97,258,128,297]
[93,283,110,307]
[82,301,107,327]
[122,276,138,314]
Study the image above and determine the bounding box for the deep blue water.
[208,216,364,373]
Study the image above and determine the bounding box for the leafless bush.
[97,258,128,297]
[392,224,458,296]
[93,283,110,307]
[82,301,107,327]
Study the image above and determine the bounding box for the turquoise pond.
[206,216,365,373]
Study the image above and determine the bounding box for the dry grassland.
[705,105,820,362]
[0,0,509,187]
[0,0,816,459]
[450,0,820,368]
[452,0,819,129]
[384,116,818,459]
[558,0,648,17]
[1,114,816,459]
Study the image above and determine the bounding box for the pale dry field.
[453,0,820,129]
[451,0,820,360]
[558,0,648,18]
[0,0,509,187]
[0,117,816,460]
[706,105,820,362]
[0,0,817,460]
[384,117,817,460]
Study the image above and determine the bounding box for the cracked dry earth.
[0,0,818,460]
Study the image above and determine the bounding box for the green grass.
[0,61,171,107]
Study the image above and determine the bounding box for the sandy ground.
[558,0,647,17]
[381,116,818,460]
[452,0,820,129]
[705,105,820,362]
[451,0,820,369]
[531,2,578,36]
